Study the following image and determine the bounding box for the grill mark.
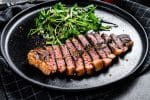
[77,34,104,71]
[45,46,57,73]
[94,33,116,59]
[86,34,112,67]
[66,39,85,76]
[71,37,94,74]
[101,34,123,56]
[118,34,134,48]
[86,34,107,58]
[27,48,52,75]
[52,45,66,73]
[110,34,128,53]
[60,44,76,75]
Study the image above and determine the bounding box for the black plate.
[0,0,149,91]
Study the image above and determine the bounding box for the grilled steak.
[94,33,116,59]
[71,38,94,75]
[110,34,128,53]
[60,44,76,75]
[45,46,57,73]
[27,48,52,75]
[52,45,66,73]
[77,35,104,71]
[86,33,112,67]
[66,39,85,76]
[27,33,134,76]
[101,34,123,56]
[118,34,134,48]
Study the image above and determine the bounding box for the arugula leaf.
[28,3,111,45]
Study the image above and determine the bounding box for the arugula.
[28,3,111,45]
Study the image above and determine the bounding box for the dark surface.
[1,0,148,91]
[0,81,6,100]
[0,0,150,100]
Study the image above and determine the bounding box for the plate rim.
[1,0,149,91]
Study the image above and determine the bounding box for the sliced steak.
[45,46,57,73]
[101,34,123,56]
[77,35,104,71]
[52,45,66,73]
[86,34,112,67]
[94,33,116,59]
[60,44,76,75]
[27,48,52,75]
[66,39,85,76]
[71,38,94,74]
[118,34,134,48]
[27,33,134,76]
[110,34,128,53]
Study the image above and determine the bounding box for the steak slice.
[86,33,112,67]
[110,34,128,53]
[45,46,57,73]
[94,33,116,59]
[60,44,76,75]
[118,34,134,48]
[52,45,66,73]
[77,35,104,71]
[66,39,85,76]
[101,34,123,56]
[27,48,52,75]
[70,38,94,75]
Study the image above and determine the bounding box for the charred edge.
[60,44,76,76]
[80,34,104,71]
[51,46,59,74]
[52,45,66,73]
[118,34,134,49]
[94,33,116,59]
[110,34,128,53]
[44,46,57,74]
[101,33,123,56]
[27,49,52,75]
[59,45,68,75]
[87,33,112,67]
[65,40,85,76]
[70,37,94,75]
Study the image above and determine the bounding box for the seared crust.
[118,34,134,48]
[110,34,128,53]
[52,45,66,73]
[86,34,112,67]
[60,45,76,75]
[27,33,134,76]
[27,48,51,75]
[78,35,104,71]
[101,34,123,56]
[45,46,57,73]
[71,37,94,74]
[66,40,85,76]
[94,33,116,59]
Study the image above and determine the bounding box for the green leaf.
[28,3,111,45]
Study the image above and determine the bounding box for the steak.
[66,39,85,76]
[77,35,104,71]
[71,37,94,74]
[45,46,57,73]
[27,48,52,75]
[86,33,112,67]
[60,44,76,75]
[27,33,134,76]
[101,34,123,56]
[110,34,128,53]
[94,33,116,59]
[52,45,66,73]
